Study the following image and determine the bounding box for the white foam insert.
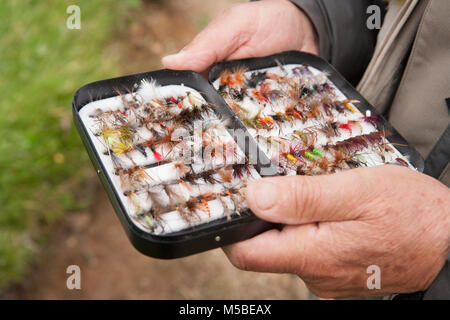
[213,64,414,174]
[79,82,260,235]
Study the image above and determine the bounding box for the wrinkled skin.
[223,166,450,298]
[162,0,319,75]
[162,0,450,298]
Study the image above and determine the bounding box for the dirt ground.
[7,188,308,299]
[5,0,310,299]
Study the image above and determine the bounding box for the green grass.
[0,0,139,289]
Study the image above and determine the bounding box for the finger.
[162,3,256,73]
[246,167,375,225]
[222,224,318,274]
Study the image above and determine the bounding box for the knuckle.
[351,167,378,200]
[293,176,322,220]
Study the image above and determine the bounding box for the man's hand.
[223,166,450,298]
[162,0,319,74]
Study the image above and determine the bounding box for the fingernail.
[247,180,278,211]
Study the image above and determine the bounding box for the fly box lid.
[72,51,424,259]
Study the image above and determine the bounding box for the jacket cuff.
[289,0,332,61]
[424,253,450,300]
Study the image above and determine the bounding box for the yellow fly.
[101,125,134,155]
[286,154,298,164]
[342,100,360,113]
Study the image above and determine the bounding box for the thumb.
[246,168,374,225]
[162,4,256,73]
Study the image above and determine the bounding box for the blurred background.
[0,0,308,299]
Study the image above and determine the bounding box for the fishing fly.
[80,61,413,235]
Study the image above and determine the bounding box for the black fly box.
[72,51,424,259]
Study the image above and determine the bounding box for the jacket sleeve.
[290,1,450,299]
[289,0,385,85]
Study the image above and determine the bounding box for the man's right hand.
[162,0,319,75]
